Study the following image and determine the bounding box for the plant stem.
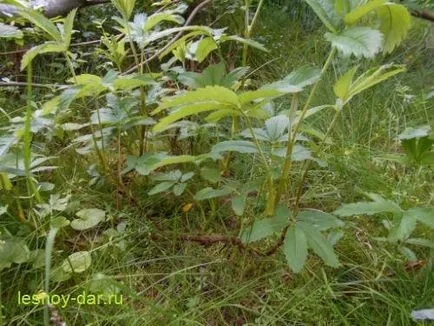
[275,47,337,208]
[24,64,41,204]
[44,227,57,326]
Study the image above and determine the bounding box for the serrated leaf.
[265,115,290,141]
[18,8,61,41]
[21,42,66,70]
[345,0,387,24]
[232,194,246,216]
[283,225,308,273]
[194,37,218,63]
[71,208,105,231]
[299,222,340,267]
[325,27,383,58]
[61,251,91,273]
[376,4,411,54]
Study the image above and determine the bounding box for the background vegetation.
[0,0,433,325]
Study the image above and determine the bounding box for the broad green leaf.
[0,22,23,39]
[71,208,105,231]
[51,216,70,229]
[239,89,283,105]
[18,8,61,41]
[298,222,340,267]
[399,246,417,262]
[153,102,234,132]
[265,66,321,93]
[325,27,383,58]
[194,186,233,201]
[211,141,257,154]
[283,225,308,273]
[390,213,417,241]
[240,213,289,243]
[334,66,359,101]
[173,183,187,196]
[200,167,221,183]
[155,86,239,111]
[194,37,218,63]
[148,181,175,195]
[406,207,434,229]
[21,42,66,70]
[345,0,387,24]
[298,209,344,231]
[144,12,184,31]
[232,194,246,216]
[265,115,290,141]
[305,0,341,32]
[153,155,199,170]
[61,251,92,273]
[376,3,411,54]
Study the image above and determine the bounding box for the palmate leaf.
[112,0,136,20]
[283,225,308,273]
[240,212,289,243]
[334,193,403,217]
[376,4,411,54]
[325,27,383,58]
[211,141,257,154]
[297,209,344,231]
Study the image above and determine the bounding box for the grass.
[1,2,433,325]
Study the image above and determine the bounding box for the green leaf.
[298,209,344,231]
[21,42,66,70]
[221,35,268,53]
[405,238,434,249]
[0,22,23,39]
[211,141,257,154]
[232,194,246,216]
[406,207,434,229]
[144,12,184,31]
[71,208,105,231]
[265,66,321,93]
[112,0,136,19]
[298,222,340,267]
[334,66,359,101]
[200,167,221,183]
[61,251,92,274]
[18,8,61,41]
[334,200,402,217]
[153,102,234,132]
[390,213,417,241]
[240,213,289,244]
[148,181,176,195]
[283,225,308,273]
[62,9,77,47]
[194,37,218,63]
[51,216,70,229]
[173,183,187,196]
[194,187,233,201]
[376,3,411,54]
[305,0,341,32]
[325,27,383,58]
[345,0,387,24]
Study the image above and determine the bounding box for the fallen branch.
[411,9,434,22]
